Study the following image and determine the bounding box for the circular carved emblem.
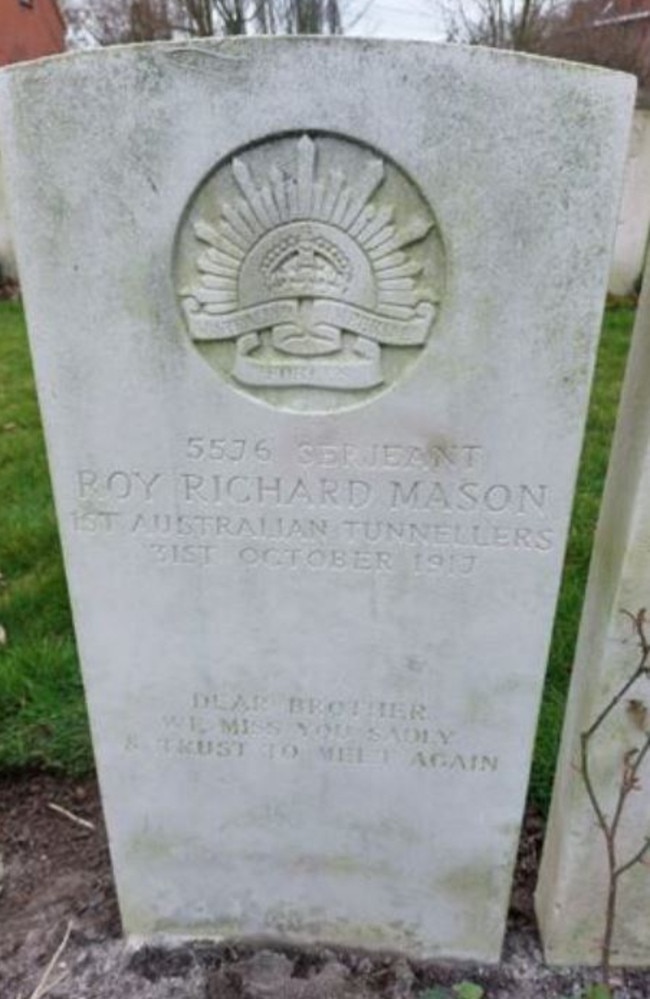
[175,132,445,412]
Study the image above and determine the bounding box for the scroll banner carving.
[233,332,382,389]
[183,299,436,346]
[183,298,436,388]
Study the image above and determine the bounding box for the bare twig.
[24,921,72,999]
[579,607,650,985]
[47,802,95,832]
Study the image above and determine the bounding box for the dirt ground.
[1,774,649,999]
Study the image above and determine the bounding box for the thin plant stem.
[579,607,650,986]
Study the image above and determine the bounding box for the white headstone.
[537,256,650,966]
[609,107,650,297]
[0,39,634,961]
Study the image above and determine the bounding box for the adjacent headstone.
[537,254,650,966]
[0,39,634,961]
[609,105,650,297]
[0,148,17,281]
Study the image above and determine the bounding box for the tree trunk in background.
[63,0,344,43]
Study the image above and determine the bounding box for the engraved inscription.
[124,691,501,774]
[69,437,555,575]
[175,133,445,411]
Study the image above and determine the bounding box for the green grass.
[0,300,637,802]
[0,300,92,774]
[530,304,636,811]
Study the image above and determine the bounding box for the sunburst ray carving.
[188,135,434,319]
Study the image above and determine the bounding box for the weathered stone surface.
[0,39,634,960]
[609,107,650,296]
[537,252,650,967]
[0,147,17,280]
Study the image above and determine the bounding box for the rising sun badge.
[175,133,445,411]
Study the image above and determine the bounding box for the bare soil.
[1,774,649,999]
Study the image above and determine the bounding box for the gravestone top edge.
[0,35,638,92]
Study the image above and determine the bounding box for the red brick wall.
[541,0,650,87]
[0,0,66,66]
